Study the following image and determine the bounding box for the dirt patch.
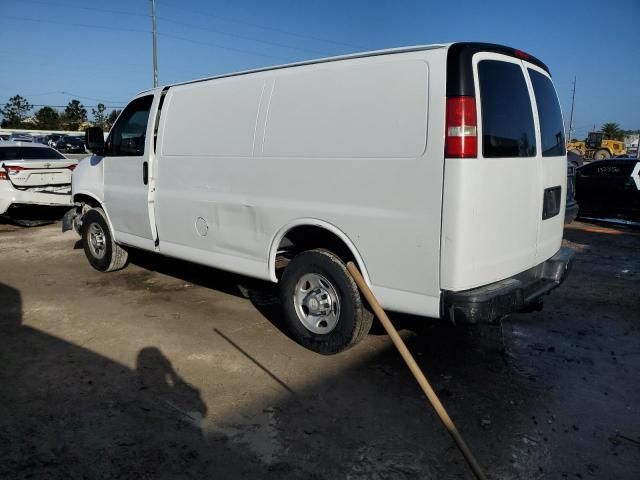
[0,220,638,479]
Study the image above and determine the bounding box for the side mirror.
[85,126,105,154]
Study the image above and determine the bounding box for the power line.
[158,32,291,61]
[11,0,149,18]
[1,16,295,62]
[13,91,61,97]
[13,0,331,57]
[58,92,126,104]
[3,104,125,109]
[155,0,363,50]
[1,92,126,104]
[1,15,150,34]
[156,16,332,56]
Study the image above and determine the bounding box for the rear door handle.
[542,186,561,220]
[143,161,148,185]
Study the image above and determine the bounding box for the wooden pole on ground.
[346,262,488,480]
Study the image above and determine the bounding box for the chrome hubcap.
[88,223,106,259]
[293,273,340,334]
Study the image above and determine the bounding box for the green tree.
[0,95,32,127]
[62,99,87,130]
[601,122,624,141]
[92,103,107,128]
[106,109,121,130]
[35,106,60,130]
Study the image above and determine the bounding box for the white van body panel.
[71,157,104,205]
[153,49,448,316]
[71,43,571,323]
[440,52,566,291]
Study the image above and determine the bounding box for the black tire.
[81,207,128,272]
[279,249,373,354]
[593,149,610,161]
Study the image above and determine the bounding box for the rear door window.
[478,60,536,158]
[528,69,566,156]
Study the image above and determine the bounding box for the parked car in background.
[46,134,63,147]
[0,141,77,217]
[10,133,33,142]
[567,150,583,168]
[575,157,640,220]
[54,135,86,153]
[565,162,578,223]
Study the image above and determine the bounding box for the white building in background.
[623,134,638,155]
[624,134,639,147]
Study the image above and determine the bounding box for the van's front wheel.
[81,207,128,272]
[279,249,373,354]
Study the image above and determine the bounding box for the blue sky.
[1,0,638,137]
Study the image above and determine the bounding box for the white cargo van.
[66,42,574,354]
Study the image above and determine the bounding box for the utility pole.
[151,0,158,88]
[568,77,576,140]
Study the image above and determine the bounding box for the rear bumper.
[0,182,72,215]
[441,247,575,324]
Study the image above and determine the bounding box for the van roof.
[137,42,550,96]
[137,44,450,95]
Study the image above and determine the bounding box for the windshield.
[586,132,603,148]
[0,146,66,160]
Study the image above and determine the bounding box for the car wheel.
[593,149,610,161]
[279,249,373,354]
[81,207,128,272]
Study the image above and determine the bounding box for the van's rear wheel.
[81,207,128,272]
[279,249,373,354]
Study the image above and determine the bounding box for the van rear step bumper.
[441,247,575,324]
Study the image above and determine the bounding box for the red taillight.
[514,49,530,59]
[1,165,23,180]
[67,164,77,171]
[445,96,477,158]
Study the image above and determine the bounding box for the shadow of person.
[136,347,208,428]
[0,282,21,331]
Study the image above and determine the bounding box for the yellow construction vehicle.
[567,131,626,160]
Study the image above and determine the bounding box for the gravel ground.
[0,219,638,479]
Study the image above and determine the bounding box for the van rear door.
[525,63,567,263]
[441,48,566,291]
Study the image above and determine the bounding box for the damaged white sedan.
[0,141,78,216]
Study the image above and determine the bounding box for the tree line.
[0,94,121,131]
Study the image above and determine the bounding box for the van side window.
[107,95,153,156]
[478,60,536,158]
[528,69,566,157]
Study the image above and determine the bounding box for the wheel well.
[73,194,101,208]
[275,225,360,276]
